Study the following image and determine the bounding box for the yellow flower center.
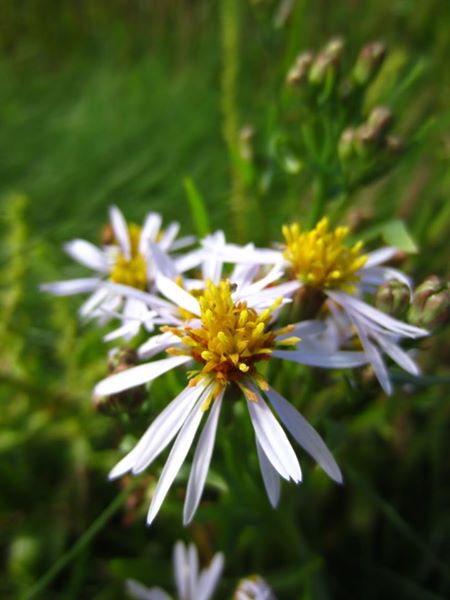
[282,217,367,291]
[109,224,147,290]
[164,280,283,388]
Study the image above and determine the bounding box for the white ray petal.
[373,332,420,375]
[139,212,163,251]
[273,348,368,368]
[328,291,428,338]
[246,386,302,483]
[159,222,180,251]
[183,391,224,525]
[233,263,284,298]
[109,205,130,258]
[277,320,327,341]
[205,243,282,265]
[149,242,178,279]
[146,396,206,526]
[360,266,412,292]
[94,355,191,397]
[40,277,101,296]
[132,384,207,475]
[364,247,398,268]
[103,282,174,310]
[126,581,171,600]
[266,386,342,483]
[170,234,197,251]
[256,439,281,508]
[353,318,392,395]
[197,553,225,600]
[63,239,109,272]
[174,541,188,600]
[138,332,181,360]
[79,287,110,317]
[156,274,201,316]
[174,249,205,273]
[187,543,199,600]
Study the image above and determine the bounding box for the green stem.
[220,0,246,240]
[22,482,137,600]
[308,177,327,227]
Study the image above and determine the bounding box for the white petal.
[63,239,109,272]
[40,278,101,296]
[126,581,171,600]
[79,287,110,317]
[174,541,188,600]
[187,543,199,600]
[109,205,130,258]
[132,383,206,475]
[246,386,302,483]
[373,332,420,375]
[156,274,201,316]
[174,249,205,273]
[266,386,342,483]
[256,439,281,508]
[183,391,224,525]
[277,320,327,341]
[159,222,180,251]
[139,212,163,250]
[364,247,398,268]
[205,242,282,265]
[138,332,180,360]
[353,318,392,395]
[149,242,178,279]
[103,282,174,311]
[328,291,428,338]
[94,355,191,397]
[272,348,368,368]
[146,395,206,526]
[360,266,412,292]
[108,384,205,480]
[170,234,197,252]
[197,553,225,600]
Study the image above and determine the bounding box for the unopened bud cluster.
[408,276,450,330]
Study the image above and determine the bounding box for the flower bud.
[352,41,387,86]
[286,51,314,86]
[309,38,344,87]
[375,280,410,318]
[234,575,276,600]
[385,135,404,155]
[408,276,450,329]
[338,128,356,161]
[94,348,146,415]
[367,106,393,136]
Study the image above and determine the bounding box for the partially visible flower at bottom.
[126,540,224,600]
[234,575,277,600]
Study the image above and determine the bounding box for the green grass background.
[0,1,449,598]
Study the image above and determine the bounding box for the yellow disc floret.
[282,217,367,291]
[165,280,281,387]
[109,223,147,290]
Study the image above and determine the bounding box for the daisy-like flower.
[234,576,277,600]
[206,217,428,394]
[40,206,195,341]
[95,278,367,525]
[126,540,224,600]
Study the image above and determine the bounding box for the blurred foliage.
[0,1,449,599]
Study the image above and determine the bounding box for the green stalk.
[22,482,138,600]
[220,0,247,240]
[308,177,327,227]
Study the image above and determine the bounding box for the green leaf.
[362,219,418,253]
[183,177,210,238]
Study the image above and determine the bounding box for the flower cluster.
[42,207,429,530]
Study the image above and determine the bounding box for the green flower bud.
[408,276,450,329]
[286,51,314,86]
[385,135,404,155]
[352,41,387,86]
[367,106,393,136]
[323,36,345,61]
[309,38,344,86]
[94,348,146,415]
[375,280,410,318]
[338,128,356,161]
[354,123,379,156]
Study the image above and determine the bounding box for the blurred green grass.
[0,1,449,599]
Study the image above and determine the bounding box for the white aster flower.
[95,279,367,525]
[205,217,428,394]
[234,575,277,600]
[127,540,224,600]
[40,206,195,340]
